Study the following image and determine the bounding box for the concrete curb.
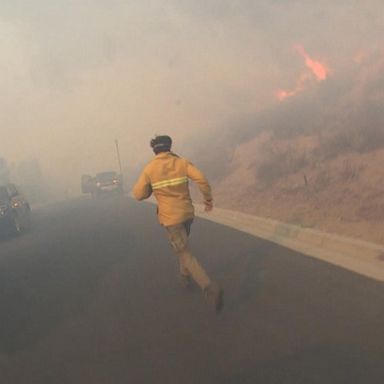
[194,205,384,283]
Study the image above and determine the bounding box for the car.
[81,174,95,194]
[0,183,31,235]
[93,171,123,198]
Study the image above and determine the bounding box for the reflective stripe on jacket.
[132,152,212,226]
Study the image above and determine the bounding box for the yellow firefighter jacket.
[132,152,212,226]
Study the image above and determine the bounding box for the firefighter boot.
[204,283,224,313]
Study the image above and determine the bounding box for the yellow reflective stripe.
[152,176,188,190]
[152,176,187,188]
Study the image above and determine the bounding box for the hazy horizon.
[1,0,383,193]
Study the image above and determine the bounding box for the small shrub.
[350,125,384,152]
[317,125,384,160]
[316,129,351,160]
[339,159,358,181]
[257,146,308,184]
[313,169,331,191]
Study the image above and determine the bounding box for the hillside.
[213,132,384,245]
[207,53,384,245]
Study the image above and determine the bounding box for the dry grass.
[255,123,384,185]
[257,145,308,184]
[317,125,384,160]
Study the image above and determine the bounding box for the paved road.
[1,197,384,384]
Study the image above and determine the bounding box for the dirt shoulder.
[213,143,384,245]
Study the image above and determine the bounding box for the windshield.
[0,186,9,202]
[96,172,117,182]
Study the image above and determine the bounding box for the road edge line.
[194,205,384,283]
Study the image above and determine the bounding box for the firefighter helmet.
[150,135,172,153]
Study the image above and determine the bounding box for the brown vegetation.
[257,145,308,185]
[214,129,384,245]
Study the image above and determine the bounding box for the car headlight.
[0,206,9,216]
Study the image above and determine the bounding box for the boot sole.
[215,289,224,313]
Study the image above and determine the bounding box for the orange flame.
[276,89,295,101]
[294,44,329,81]
[276,45,329,101]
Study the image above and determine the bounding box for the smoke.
[0,1,383,194]
[194,45,384,180]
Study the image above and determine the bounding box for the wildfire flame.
[276,45,329,101]
[294,44,329,81]
[276,90,294,101]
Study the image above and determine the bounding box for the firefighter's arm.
[186,161,213,211]
[132,171,152,201]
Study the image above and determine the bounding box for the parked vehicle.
[93,171,123,198]
[81,171,123,198]
[81,174,95,194]
[0,184,31,235]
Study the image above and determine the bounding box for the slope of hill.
[209,52,384,244]
[213,133,384,244]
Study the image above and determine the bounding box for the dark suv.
[0,184,31,235]
[93,171,123,198]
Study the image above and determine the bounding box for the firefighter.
[132,135,223,313]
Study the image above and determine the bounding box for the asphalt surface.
[1,197,384,384]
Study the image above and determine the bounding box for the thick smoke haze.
[0,1,383,194]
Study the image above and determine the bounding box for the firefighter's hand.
[204,200,213,212]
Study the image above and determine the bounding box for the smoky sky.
[0,1,383,191]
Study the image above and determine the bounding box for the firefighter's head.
[150,135,172,154]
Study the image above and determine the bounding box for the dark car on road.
[93,171,123,198]
[81,171,124,198]
[0,184,31,235]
